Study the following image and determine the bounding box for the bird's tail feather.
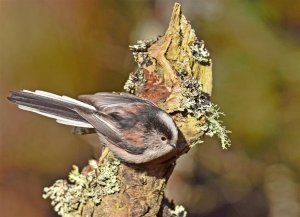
[8,90,96,128]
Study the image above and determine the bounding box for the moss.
[43,158,120,216]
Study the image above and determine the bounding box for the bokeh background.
[1,0,300,216]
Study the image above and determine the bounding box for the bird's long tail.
[7,90,96,128]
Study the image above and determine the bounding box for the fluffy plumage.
[8,90,180,164]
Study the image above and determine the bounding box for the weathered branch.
[43,3,230,217]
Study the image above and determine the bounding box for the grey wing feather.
[75,109,122,143]
[77,92,149,154]
[78,92,153,111]
[75,109,143,154]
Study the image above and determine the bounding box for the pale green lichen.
[43,158,120,216]
[129,39,157,67]
[199,102,231,149]
[125,39,162,93]
[170,205,187,217]
[124,68,145,94]
[129,39,156,53]
[179,71,231,149]
[190,40,211,66]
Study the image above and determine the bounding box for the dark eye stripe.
[108,105,174,140]
[152,119,173,140]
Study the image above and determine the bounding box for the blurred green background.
[1,0,300,216]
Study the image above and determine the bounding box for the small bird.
[8,90,182,164]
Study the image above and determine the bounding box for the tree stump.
[43,3,230,217]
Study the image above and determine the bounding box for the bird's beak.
[170,144,176,148]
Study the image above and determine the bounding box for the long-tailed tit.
[8,90,185,164]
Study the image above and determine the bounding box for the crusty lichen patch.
[43,158,120,216]
[129,39,158,68]
[190,40,211,66]
[123,68,145,94]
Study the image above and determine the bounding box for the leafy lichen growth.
[199,102,231,149]
[170,205,187,217]
[179,70,231,149]
[43,158,120,216]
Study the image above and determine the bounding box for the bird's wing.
[78,92,154,111]
[77,92,152,154]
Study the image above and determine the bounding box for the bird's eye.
[161,136,167,141]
